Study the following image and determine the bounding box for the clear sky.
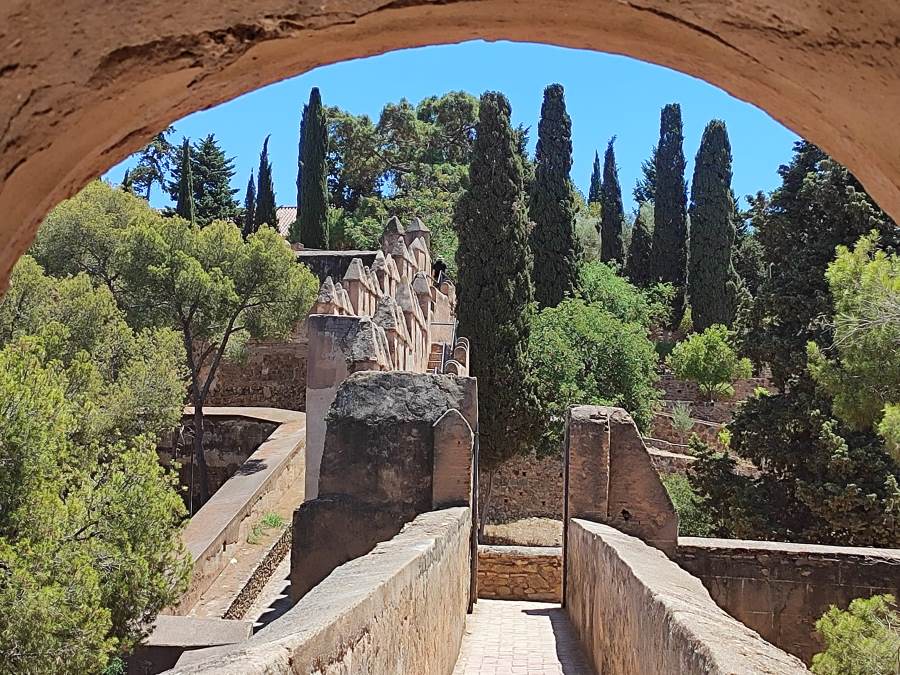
[106,40,799,213]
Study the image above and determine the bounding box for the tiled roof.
[275,206,298,238]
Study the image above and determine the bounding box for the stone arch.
[3,1,900,290]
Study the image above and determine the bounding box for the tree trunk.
[193,402,210,507]
[478,468,497,542]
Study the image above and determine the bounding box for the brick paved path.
[452,599,595,675]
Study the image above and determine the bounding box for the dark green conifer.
[294,87,328,247]
[650,104,688,321]
[633,145,657,204]
[254,135,277,232]
[588,150,602,204]
[599,137,626,265]
[454,91,535,471]
[529,83,580,308]
[688,120,739,331]
[186,134,239,226]
[173,138,195,223]
[241,172,256,238]
[624,202,654,286]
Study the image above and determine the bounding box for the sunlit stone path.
[452,599,594,675]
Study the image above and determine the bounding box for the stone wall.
[676,537,900,663]
[566,520,808,674]
[481,453,563,522]
[168,508,472,675]
[658,374,773,403]
[477,545,561,602]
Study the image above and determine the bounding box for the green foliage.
[667,325,751,400]
[588,150,602,204]
[173,138,195,222]
[811,594,900,675]
[633,144,657,204]
[241,171,256,238]
[670,401,694,435]
[129,128,174,201]
[253,135,277,232]
[296,87,329,247]
[808,233,900,462]
[529,298,659,455]
[599,137,626,265]
[573,195,601,262]
[0,258,190,671]
[650,104,688,322]
[688,120,739,331]
[624,201,655,286]
[660,472,715,537]
[454,91,536,470]
[733,192,767,296]
[529,84,581,308]
[168,134,239,227]
[579,261,672,330]
[247,512,286,544]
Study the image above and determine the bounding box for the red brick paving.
[453,599,594,674]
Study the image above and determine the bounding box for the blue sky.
[107,40,798,213]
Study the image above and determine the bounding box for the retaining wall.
[477,545,562,602]
[566,520,808,674]
[676,537,900,663]
[169,507,472,674]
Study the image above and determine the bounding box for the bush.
[529,298,659,456]
[667,324,752,400]
[579,261,673,330]
[811,594,900,675]
[660,472,715,537]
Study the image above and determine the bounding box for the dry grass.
[482,517,563,547]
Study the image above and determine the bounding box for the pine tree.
[633,145,657,203]
[599,137,626,265]
[254,135,277,232]
[529,83,580,308]
[294,87,329,247]
[454,91,535,472]
[588,150,602,204]
[650,104,688,321]
[241,172,256,239]
[187,135,239,226]
[173,138,195,223]
[624,202,654,286]
[688,120,739,331]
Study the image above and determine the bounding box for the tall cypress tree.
[625,202,655,285]
[241,171,256,239]
[650,103,688,321]
[599,137,626,265]
[455,91,535,471]
[254,135,277,231]
[587,150,602,204]
[174,138,195,223]
[688,120,739,331]
[529,83,580,308]
[294,87,328,247]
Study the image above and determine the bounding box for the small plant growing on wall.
[670,401,694,443]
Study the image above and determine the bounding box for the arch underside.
[2,0,899,287]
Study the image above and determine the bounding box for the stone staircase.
[427,342,445,373]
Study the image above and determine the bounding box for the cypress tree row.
[650,103,688,321]
[688,120,739,331]
[587,150,602,204]
[599,137,626,265]
[454,91,535,471]
[624,202,654,286]
[254,135,277,231]
[294,87,329,247]
[174,138,195,224]
[529,83,581,308]
[241,171,256,238]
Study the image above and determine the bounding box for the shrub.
[660,472,715,537]
[670,401,694,440]
[667,324,752,400]
[811,594,900,675]
[579,261,672,330]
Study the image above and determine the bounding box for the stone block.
[432,408,474,508]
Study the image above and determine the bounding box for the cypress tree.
[688,120,739,331]
[241,171,256,239]
[624,202,654,286]
[455,91,535,471]
[599,137,626,265]
[587,150,602,204]
[650,103,688,321]
[254,135,277,231]
[174,138,195,223]
[529,83,580,308]
[294,87,328,247]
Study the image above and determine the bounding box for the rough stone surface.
[433,408,475,508]
[128,617,253,675]
[169,508,472,675]
[481,453,564,522]
[477,545,562,602]
[676,537,900,664]
[296,250,378,282]
[566,520,809,675]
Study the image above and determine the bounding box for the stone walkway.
[453,600,594,675]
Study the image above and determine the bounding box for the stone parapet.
[477,545,562,602]
[566,520,808,674]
